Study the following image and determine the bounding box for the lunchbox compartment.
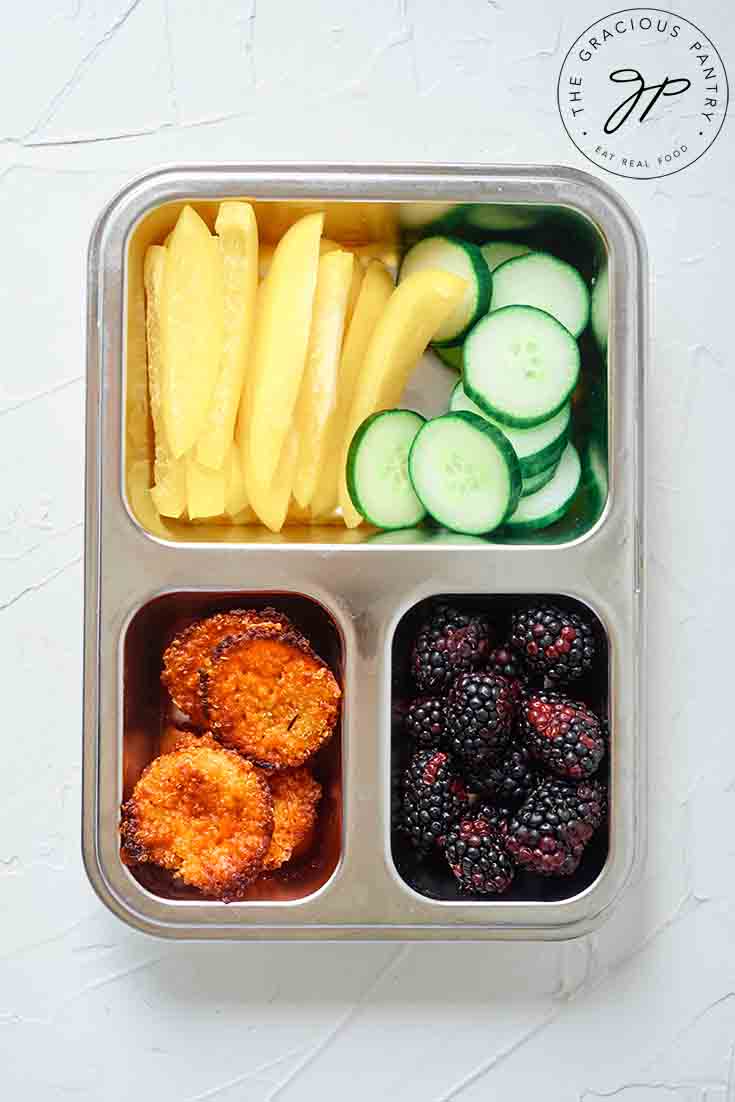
[389,593,610,904]
[121,590,344,903]
[124,196,608,550]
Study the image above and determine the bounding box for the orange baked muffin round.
[200,625,341,769]
[158,725,220,756]
[264,768,322,871]
[120,742,273,901]
[161,608,293,726]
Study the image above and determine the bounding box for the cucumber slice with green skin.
[346,410,427,530]
[585,438,609,512]
[521,461,559,497]
[591,264,609,352]
[430,530,488,546]
[462,204,543,233]
[398,202,461,230]
[480,241,532,272]
[408,411,521,535]
[449,381,570,476]
[464,306,580,429]
[399,236,492,346]
[491,252,590,338]
[368,527,429,545]
[519,433,567,477]
[433,344,463,372]
[504,442,581,531]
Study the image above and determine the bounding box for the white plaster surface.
[1,1,734,1098]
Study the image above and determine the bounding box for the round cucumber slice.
[368,527,430,545]
[519,433,567,477]
[430,530,488,546]
[449,381,570,476]
[464,306,580,428]
[480,241,532,272]
[521,461,559,497]
[398,202,460,230]
[399,235,491,345]
[504,442,581,531]
[449,379,481,416]
[462,204,543,232]
[591,264,609,352]
[408,411,521,535]
[346,410,427,530]
[490,252,590,338]
[433,344,463,372]
[585,438,609,512]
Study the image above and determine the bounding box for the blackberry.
[557,778,607,843]
[486,644,525,682]
[411,605,490,693]
[475,802,511,834]
[510,604,596,685]
[519,690,606,779]
[486,644,526,706]
[446,671,514,768]
[444,817,514,895]
[404,696,447,750]
[398,749,466,853]
[505,778,607,876]
[465,741,536,810]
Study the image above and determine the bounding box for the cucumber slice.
[448,379,481,416]
[398,202,460,230]
[408,411,521,535]
[430,531,488,546]
[346,410,427,530]
[591,264,609,352]
[463,204,543,233]
[368,527,429,545]
[585,438,609,510]
[519,433,566,477]
[399,236,491,345]
[521,461,558,497]
[480,241,532,272]
[449,381,570,476]
[491,252,590,338]
[504,443,581,531]
[433,344,463,372]
[464,306,580,428]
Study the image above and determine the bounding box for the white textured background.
[1,1,734,1098]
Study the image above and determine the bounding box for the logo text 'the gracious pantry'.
[557,9,728,179]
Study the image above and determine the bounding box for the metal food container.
[83,163,646,940]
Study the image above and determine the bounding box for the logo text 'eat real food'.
[557,8,728,179]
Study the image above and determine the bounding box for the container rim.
[84,162,646,940]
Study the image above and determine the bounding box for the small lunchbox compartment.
[389,593,611,905]
[120,590,344,904]
[123,194,609,550]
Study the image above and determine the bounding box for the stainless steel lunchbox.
[83,163,646,940]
